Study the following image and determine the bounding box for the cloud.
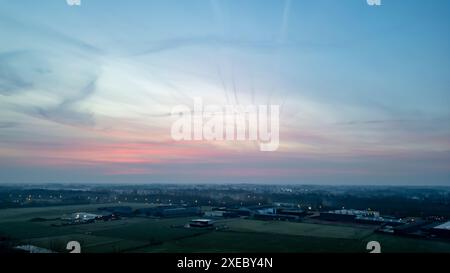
[0,50,100,127]
[0,14,101,55]
[0,13,102,98]
[335,119,413,126]
[130,35,331,57]
[0,51,35,95]
[2,77,99,128]
[0,122,18,129]
[30,79,98,127]
[279,0,292,43]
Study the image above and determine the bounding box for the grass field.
[1,204,450,253]
[222,219,374,239]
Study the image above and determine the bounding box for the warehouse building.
[189,219,214,228]
[428,221,450,238]
[319,209,404,225]
[276,208,308,218]
[393,220,430,237]
[158,207,201,217]
[98,206,134,216]
[355,215,404,226]
[319,209,374,221]
[254,213,299,221]
[62,212,102,223]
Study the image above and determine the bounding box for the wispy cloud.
[0,122,18,129]
[0,51,35,95]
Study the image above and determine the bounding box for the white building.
[62,212,101,222]
[15,245,54,253]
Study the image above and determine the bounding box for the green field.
[1,204,450,253]
[224,219,374,239]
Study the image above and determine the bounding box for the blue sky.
[0,0,449,184]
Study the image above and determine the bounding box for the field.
[1,204,450,253]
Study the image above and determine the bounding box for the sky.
[0,0,449,185]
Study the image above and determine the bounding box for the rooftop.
[191,219,213,223]
[433,221,450,230]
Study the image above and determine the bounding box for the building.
[319,209,369,222]
[98,206,134,216]
[276,208,308,218]
[204,210,225,217]
[320,209,379,221]
[15,245,54,253]
[135,207,159,216]
[62,212,101,223]
[205,210,240,218]
[429,221,450,238]
[254,213,299,221]
[319,209,404,225]
[225,208,252,217]
[135,206,201,218]
[189,219,214,228]
[393,220,429,236]
[157,207,201,217]
[355,215,404,226]
[255,207,276,215]
[274,202,297,208]
[393,221,450,239]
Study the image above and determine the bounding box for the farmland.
[1,204,450,253]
